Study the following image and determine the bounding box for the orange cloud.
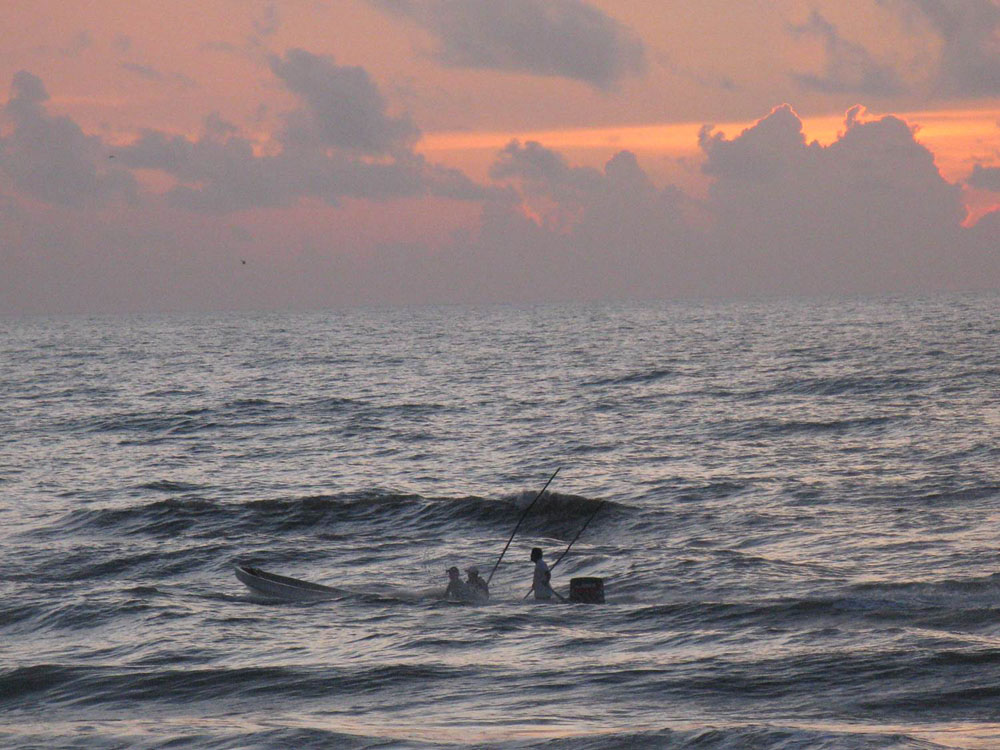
[418,107,1000,187]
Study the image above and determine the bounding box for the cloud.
[466,140,705,300]
[666,59,741,93]
[118,121,450,213]
[490,141,666,215]
[697,104,977,292]
[120,127,298,212]
[269,48,419,154]
[1,64,996,310]
[444,104,994,300]
[699,102,811,182]
[0,71,136,206]
[967,163,1000,191]
[119,62,197,87]
[62,30,92,58]
[1,56,487,215]
[253,4,281,37]
[121,62,164,81]
[110,52,489,212]
[966,208,1000,255]
[789,10,905,96]
[887,0,1000,96]
[491,139,580,188]
[371,0,646,90]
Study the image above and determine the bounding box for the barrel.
[568,577,605,604]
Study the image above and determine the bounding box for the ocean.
[2,293,999,749]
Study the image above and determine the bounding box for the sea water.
[2,293,999,749]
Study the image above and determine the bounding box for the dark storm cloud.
[789,10,906,96]
[0,71,136,206]
[371,0,646,90]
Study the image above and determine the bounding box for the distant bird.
[241,259,247,265]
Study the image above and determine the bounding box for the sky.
[0,0,998,314]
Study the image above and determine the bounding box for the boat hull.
[235,565,340,600]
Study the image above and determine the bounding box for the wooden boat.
[235,564,340,600]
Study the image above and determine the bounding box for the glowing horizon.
[1,1,997,314]
[418,107,1000,183]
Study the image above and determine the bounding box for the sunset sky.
[1,0,997,313]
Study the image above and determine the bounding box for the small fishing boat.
[235,564,340,600]
[235,469,606,605]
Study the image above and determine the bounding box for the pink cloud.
[0,63,996,313]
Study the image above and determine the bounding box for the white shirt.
[533,558,554,600]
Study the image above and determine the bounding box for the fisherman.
[445,566,467,600]
[530,547,563,601]
[466,567,489,602]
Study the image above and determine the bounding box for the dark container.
[569,577,605,604]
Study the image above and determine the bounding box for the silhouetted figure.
[445,566,467,601]
[466,567,489,601]
[530,547,562,601]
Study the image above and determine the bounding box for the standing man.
[530,547,563,601]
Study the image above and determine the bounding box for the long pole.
[523,499,604,600]
[485,467,560,586]
[552,500,604,571]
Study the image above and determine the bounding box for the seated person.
[465,567,489,601]
[445,566,468,600]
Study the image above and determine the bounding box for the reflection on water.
[2,293,999,748]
